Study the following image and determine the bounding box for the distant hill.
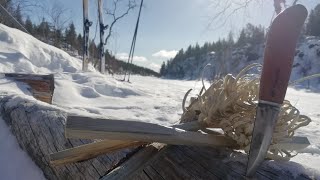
[104,52,160,77]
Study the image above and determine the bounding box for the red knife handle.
[259,5,307,104]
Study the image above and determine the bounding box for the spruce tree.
[25,17,33,35]
[306,4,320,36]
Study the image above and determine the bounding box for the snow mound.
[0,24,95,73]
[0,23,145,118]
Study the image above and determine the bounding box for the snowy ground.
[0,24,320,179]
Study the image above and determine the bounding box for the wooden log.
[0,95,138,180]
[50,140,145,166]
[65,116,238,148]
[4,73,54,104]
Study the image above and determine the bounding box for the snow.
[0,117,46,180]
[0,23,320,178]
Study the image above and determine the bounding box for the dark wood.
[4,73,55,104]
[129,146,317,180]
[102,145,160,180]
[0,95,138,180]
[259,5,307,103]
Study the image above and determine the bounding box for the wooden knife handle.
[259,5,307,104]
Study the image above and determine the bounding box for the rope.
[180,64,312,161]
[123,0,144,82]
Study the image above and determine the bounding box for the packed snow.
[0,23,320,179]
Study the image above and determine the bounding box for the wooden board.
[127,145,317,180]
[4,73,54,104]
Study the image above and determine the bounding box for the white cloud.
[149,63,161,71]
[116,53,148,62]
[152,50,178,59]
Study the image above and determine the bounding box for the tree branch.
[104,0,137,45]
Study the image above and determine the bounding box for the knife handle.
[259,4,307,104]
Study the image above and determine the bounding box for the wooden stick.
[50,140,145,166]
[65,116,237,148]
[50,119,202,166]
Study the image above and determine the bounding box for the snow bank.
[0,24,96,73]
[0,117,45,180]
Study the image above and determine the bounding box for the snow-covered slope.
[0,24,320,179]
[0,24,99,74]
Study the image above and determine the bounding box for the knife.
[246,4,307,177]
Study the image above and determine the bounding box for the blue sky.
[33,0,319,72]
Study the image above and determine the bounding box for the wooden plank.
[65,116,237,148]
[142,166,165,180]
[4,73,54,104]
[101,145,160,180]
[50,140,145,165]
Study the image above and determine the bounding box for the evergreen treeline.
[0,0,159,76]
[160,23,265,78]
[306,4,320,37]
[105,51,159,77]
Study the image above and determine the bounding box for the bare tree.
[205,0,291,30]
[104,0,138,46]
[46,2,71,32]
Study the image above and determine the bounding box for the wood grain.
[4,73,54,104]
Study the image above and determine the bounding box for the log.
[4,73,55,104]
[65,116,238,148]
[0,95,138,180]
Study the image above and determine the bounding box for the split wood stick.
[50,140,145,166]
[50,119,203,166]
[65,116,237,148]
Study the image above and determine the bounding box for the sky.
[31,0,319,72]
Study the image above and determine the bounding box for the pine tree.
[76,33,83,55]
[65,22,77,49]
[160,61,166,76]
[227,31,235,46]
[306,4,320,36]
[37,18,50,41]
[14,5,23,25]
[54,29,63,47]
[25,17,33,35]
